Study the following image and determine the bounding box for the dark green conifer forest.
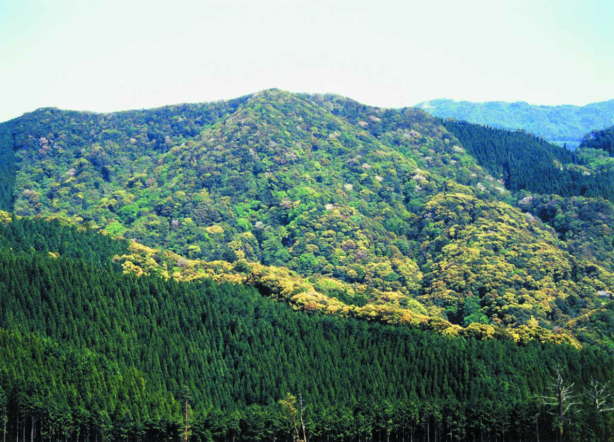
[441,120,614,200]
[0,217,612,441]
[580,126,614,156]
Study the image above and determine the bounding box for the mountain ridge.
[0,89,612,346]
[416,98,614,147]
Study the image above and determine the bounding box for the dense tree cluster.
[516,194,614,271]
[580,125,614,156]
[442,120,614,200]
[0,218,611,441]
[0,215,129,264]
[0,127,15,211]
[415,193,612,335]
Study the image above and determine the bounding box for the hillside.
[0,90,612,346]
[580,125,614,156]
[442,120,614,200]
[416,98,614,147]
[0,215,611,441]
[438,120,614,271]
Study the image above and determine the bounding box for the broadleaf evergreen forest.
[0,90,612,441]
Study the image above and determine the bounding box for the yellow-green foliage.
[417,192,612,336]
[4,92,611,347]
[0,210,12,223]
[114,238,583,347]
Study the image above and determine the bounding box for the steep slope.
[442,120,614,200]
[306,93,503,194]
[517,194,614,272]
[415,193,612,330]
[416,98,614,147]
[0,215,611,441]
[432,120,613,275]
[0,90,611,344]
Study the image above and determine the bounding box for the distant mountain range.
[416,98,614,148]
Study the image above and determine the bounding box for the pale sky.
[1,0,613,122]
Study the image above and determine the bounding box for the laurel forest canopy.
[0,90,612,440]
[0,90,611,346]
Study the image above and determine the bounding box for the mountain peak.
[253,87,285,96]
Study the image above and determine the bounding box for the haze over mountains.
[416,98,614,148]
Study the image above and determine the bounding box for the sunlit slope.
[0,90,611,344]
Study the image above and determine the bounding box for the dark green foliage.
[0,221,612,441]
[571,303,614,347]
[417,98,614,146]
[580,125,614,155]
[0,215,129,265]
[0,124,15,211]
[461,295,490,326]
[443,120,614,200]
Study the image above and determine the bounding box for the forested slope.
[516,195,614,274]
[442,120,613,200]
[580,125,614,156]
[439,120,614,274]
[0,90,612,346]
[0,216,611,441]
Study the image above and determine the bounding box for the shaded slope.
[442,120,614,200]
[580,125,614,156]
[517,194,614,271]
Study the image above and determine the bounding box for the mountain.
[0,213,611,441]
[0,90,613,440]
[415,98,614,147]
[0,89,612,346]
